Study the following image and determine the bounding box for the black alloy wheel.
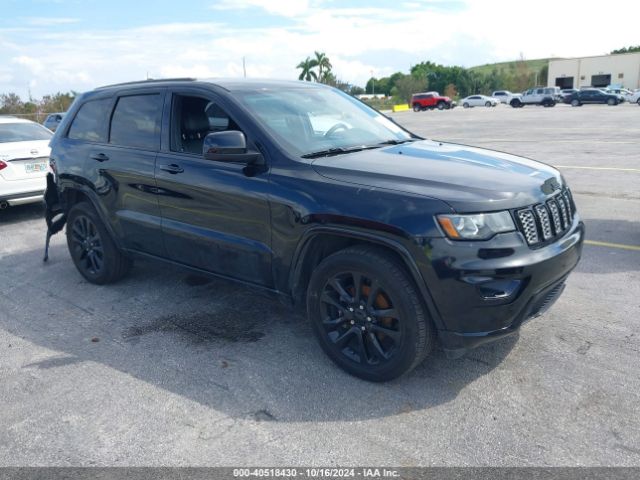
[66,202,131,284]
[70,214,104,276]
[319,271,401,366]
[307,246,434,381]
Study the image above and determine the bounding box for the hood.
[311,140,563,212]
[0,140,51,160]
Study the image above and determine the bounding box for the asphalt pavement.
[0,102,638,466]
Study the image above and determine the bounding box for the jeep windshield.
[234,86,415,158]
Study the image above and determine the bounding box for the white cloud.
[2,0,640,98]
[209,0,312,17]
[24,17,80,26]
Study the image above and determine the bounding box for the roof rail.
[95,78,196,90]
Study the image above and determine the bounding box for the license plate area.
[24,162,48,174]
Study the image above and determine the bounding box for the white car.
[0,116,53,209]
[461,95,499,108]
[491,90,520,104]
[626,89,640,105]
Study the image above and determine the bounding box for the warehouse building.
[548,52,640,89]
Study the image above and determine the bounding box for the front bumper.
[417,216,584,357]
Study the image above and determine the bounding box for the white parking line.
[555,166,640,173]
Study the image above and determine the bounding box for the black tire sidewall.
[307,250,427,381]
[66,202,125,285]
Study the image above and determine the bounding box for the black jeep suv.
[47,79,584,381]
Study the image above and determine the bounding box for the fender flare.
[289,226,446,331]
[60,184,125,251]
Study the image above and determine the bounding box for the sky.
[1,0,640,98]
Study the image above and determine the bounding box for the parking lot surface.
[0,104,638,466]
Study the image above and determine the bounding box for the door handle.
[159,163,184,174]
[90,153,109,162]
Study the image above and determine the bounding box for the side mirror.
[203,131,262,164]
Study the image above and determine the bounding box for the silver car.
[43,112,65,132]
[461,95,499,108]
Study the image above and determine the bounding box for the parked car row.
[412,86,640,112]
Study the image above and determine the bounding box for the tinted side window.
[109,94,162,150]
[68,98,111,142]
[170,94,239,155]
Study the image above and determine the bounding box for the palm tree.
[297,57,318,82]
[314,51,332,82]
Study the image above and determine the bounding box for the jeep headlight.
[437,211,515,240]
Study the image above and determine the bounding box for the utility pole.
[243,57,246,78]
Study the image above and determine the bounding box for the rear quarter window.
[67,98,111,142]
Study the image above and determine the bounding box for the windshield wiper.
[301,139,417,159]
[301,145,381,159]
[377,138,417,145]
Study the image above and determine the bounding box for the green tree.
[391,74,428,104]
[296,57,318,81]
[0,93,24,114]
[39,92,75,113]
[611,46,640,54]
[314,51,333,83]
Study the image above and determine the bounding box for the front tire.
[306,246,435,382]
[571,99,580,107]
[66,202,131,284]
[463,102,470,108]
[437,101,445,110]
[607,98,617,106]
[485,101,492,107]
[412,103,421,112]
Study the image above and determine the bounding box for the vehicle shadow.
[0,203,44,226]
[2,243,519,423]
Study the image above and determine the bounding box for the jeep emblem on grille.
[541,177,561,194]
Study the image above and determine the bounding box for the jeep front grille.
[516,189,575,247]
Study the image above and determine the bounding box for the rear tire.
[463,102,470,108]
[571,99,580,107]
[66,202,131,285]
[306,246,435,382]
[510,99,521,108]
